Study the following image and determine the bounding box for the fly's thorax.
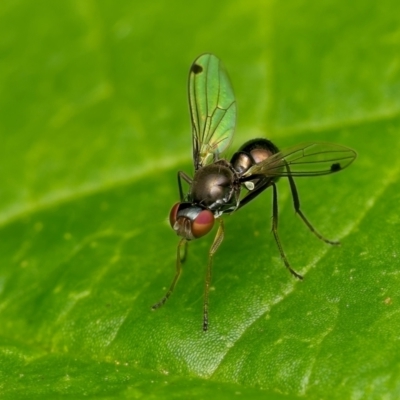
[190,161,237,209]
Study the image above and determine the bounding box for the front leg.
[152,238,188,310]
[178,171,193,202]
[203,219,225,331]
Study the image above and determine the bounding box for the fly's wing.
[243,142,357,177]
[188,54,236,170]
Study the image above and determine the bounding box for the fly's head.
[169,202,215,240]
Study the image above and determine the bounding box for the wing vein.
[188,54,237,168]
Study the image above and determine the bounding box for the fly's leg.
[152,238,187,310]
[203,219,225,331]
[178,171,192,201]
[180,239,188,263]
[286,168,339,246]
[271,182,303,280]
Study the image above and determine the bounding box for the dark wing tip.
[331,163,342,172]
[330,163,342,172]
[191,63,203,74]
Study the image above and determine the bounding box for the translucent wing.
[243,142,357,177]
[188,54,237,170]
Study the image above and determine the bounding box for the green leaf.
[1,0,400,399]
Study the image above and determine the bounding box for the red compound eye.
[169,203,180,228]
[192,209,215,238]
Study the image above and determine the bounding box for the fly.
[152,53,357,331]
